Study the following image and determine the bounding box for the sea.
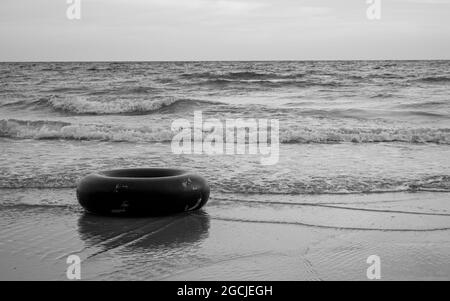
[0,60,449,231]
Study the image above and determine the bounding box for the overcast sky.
[0,0,449,61]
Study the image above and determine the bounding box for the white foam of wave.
[1,119,449,144]
[48,96,185,115]
[280,126,450,144]
[0,119,173,142]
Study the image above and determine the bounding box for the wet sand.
[0,190,449,281]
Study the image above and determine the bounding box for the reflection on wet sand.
[77,211,210,255]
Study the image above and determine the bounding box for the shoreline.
[1,190,449,280]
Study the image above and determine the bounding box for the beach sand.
[1,189,449,281]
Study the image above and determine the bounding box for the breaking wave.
[14,96,216,115]
[0,119,449,144]
[279,126,450,144]
[48,96,216,115]
[0,119,173,142]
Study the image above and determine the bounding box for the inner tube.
[76,168,210,216]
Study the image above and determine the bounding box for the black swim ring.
[76,168,210,216]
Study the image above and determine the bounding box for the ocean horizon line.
[1,59,450,64]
